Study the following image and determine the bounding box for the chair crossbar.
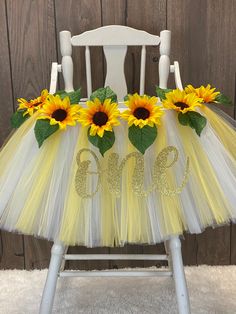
[64,254,168,261]
[59,269,172,278]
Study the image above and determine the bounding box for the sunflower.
[162,89,203,113]
[78,98,120,137]
[37,94,80,130]
[121,93,163,128]
[17,89,49,116]
[185,84,220,103]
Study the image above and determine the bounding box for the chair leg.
[169,236,191,314]
[39,242,65,314]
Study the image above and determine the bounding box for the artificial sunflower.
[37,94,80,130]
[122,93,163,128]
[185,84,220,103]
[17,89,49,116]
[78,98,120,137]
[162,89,203,113]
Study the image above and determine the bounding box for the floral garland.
[10,84,232,154]
[157,84,232,136]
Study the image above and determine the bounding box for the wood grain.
[55,0,104,97]
[0,0,24,270]
[55,0,109,270]
[197,227,230,265]
[6,0,57,269]
[0,231,24,269]
[0,0,14,143]
[181,234,197,266]
[167,0,235,265]
[167,0,236,116]
[24,236,52,270]
[230,223,236,264]
[126,0,167,95]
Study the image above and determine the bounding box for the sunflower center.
[92,111,108,126]
[133,107,150,120]
[175,102,189,110]
[51,109,67,121]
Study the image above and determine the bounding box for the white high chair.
[40,25,190,314]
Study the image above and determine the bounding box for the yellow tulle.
[202,107,236,159]
[59,127,89,246]
[16,131,61,233]
[176,117,233,225]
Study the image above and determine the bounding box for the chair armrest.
[49,62,60,94]
[173,61,183,90]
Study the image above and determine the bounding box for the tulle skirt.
[0,105,235,247]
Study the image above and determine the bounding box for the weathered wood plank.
[0,231,24,270]
[55,0,104,97]
[6,0,57,269]
[167,0,235,265]
[101,0,167,269]
[125,0,167,268]
[24,236,52,270]
[0,0,25,270]
[197,226,230,265]
[181,234,197,266]
[101,0,144,269]
[102,0,126,26]
[230,223,236,264]
[167,0,236,115]
[126,0,167,95]
[0,0,14,142]
[55,0,109,270]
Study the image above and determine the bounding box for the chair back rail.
[59,25,171,100]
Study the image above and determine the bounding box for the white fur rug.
[0,266,235,313]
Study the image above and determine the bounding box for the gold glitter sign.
[75,146,190,199]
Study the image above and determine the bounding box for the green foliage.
[88,129,115,156]
[215,93,233,106]
[11,110,29,128]
[156,86,173,101]
[178,111,207,136]
[90,86,117,103]
[123,94,129,101]
[34,119,59,147]
[55,88,81,104]
[128,124,157,154]
[178,112,190,126]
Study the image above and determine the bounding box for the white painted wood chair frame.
[41,25,190,314]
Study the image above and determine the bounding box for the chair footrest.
[64,254,168,261]
[59,269,172,278]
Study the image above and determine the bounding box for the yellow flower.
[37,94,80,130]
[162,89,203,113]
[121,93,163,128]
[78,98,120,137]
[17,89,49,116]
[185,84,220,103]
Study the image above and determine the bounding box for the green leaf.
[186,111,207,136]
[11,110,29,128]
[88,129,115,156]
[156,86,173,101]
[34,119,59,147]
[90,86,117,103]
[123,94,129,101]
[128,124,157,154]
[215,93,233,106]
[54,88,81,104]
[178,112,190,126]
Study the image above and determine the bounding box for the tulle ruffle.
[0,107,235,247]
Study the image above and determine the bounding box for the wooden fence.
[0,0,235,269]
